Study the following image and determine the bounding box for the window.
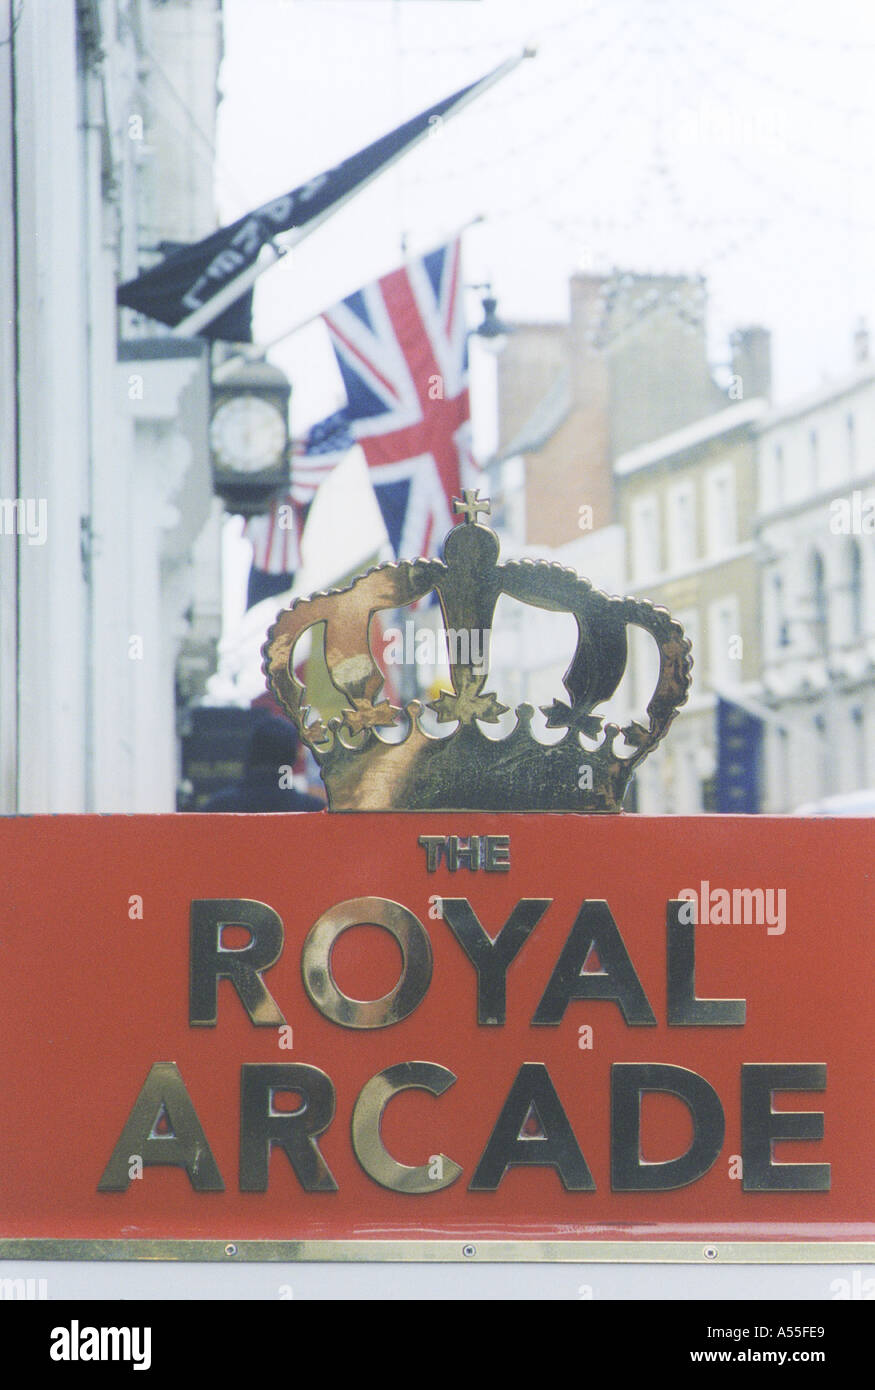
[852,708,866,788]
[767,570,789,651]
[667,481,696,571]
[631,493,660,580]
[849,540,863,640]
[708,593,741,689]
[808,429,819,490]
[705,463,736,555]
[776,727,790,812]
[809,550,828,654]
[814,712,828,799]
[678,744,701,813]
[773,443,785,506]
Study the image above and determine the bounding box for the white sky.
[209,0,875,699]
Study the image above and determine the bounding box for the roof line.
[614,398,768,475]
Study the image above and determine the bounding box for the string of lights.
[486,20,695,240]
[401,0,868,250]
[395,0,873,369]
[701,0,875,54]
[485,88,650,231]
[397,0,602,58]
[673,13,875,231]
[420,1,636,133]
[135,0,874,366]
[686,6,874,120]
[476,13,854,346]
[405,19,648,198]
[674,9,874,182]
[570,17,709,246]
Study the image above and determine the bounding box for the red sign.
[0,813,872,1258]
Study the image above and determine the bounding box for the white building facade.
[0,0,225,812]
[755,367,875,811]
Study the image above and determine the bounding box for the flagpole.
[172,49,535,340]
[211,305,324,381]
[212,215,487,383]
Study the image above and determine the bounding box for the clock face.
[210,395,287,474]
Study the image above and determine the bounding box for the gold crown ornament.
[262,492,692,811]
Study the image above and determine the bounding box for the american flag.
[243,409,353,608]
[243,498,303,582]
[289,408,355,504]
[323,239,475,558]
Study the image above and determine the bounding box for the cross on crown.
[452,489,491,524]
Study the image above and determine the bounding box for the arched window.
[814,712,829,798]
[809,430,819,490]
[769,571,788,650]
[849,539,863,639]
[833,538,864,646]
[773,444,785,506]
[810,551,827,654]
[847,413,856,474]
[851,708,866,788]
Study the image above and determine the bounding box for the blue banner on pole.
[716,697,763,813]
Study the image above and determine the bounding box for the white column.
[130,445,177,810]
[121,348,213,810]
[15,0,89,811]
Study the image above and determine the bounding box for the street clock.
[210,359,291,516]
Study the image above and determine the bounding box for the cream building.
[615,399,767,813]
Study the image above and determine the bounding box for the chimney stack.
[853,317,870,365]
[730,325,772,402]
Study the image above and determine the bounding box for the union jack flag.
[323,239,475,558]
[243,409,354,608]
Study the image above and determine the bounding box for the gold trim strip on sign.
[0,1239,872,1263]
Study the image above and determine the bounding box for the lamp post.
[468,282,508,355]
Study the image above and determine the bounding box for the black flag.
[117,64,508,341]
[134,241,254,342]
